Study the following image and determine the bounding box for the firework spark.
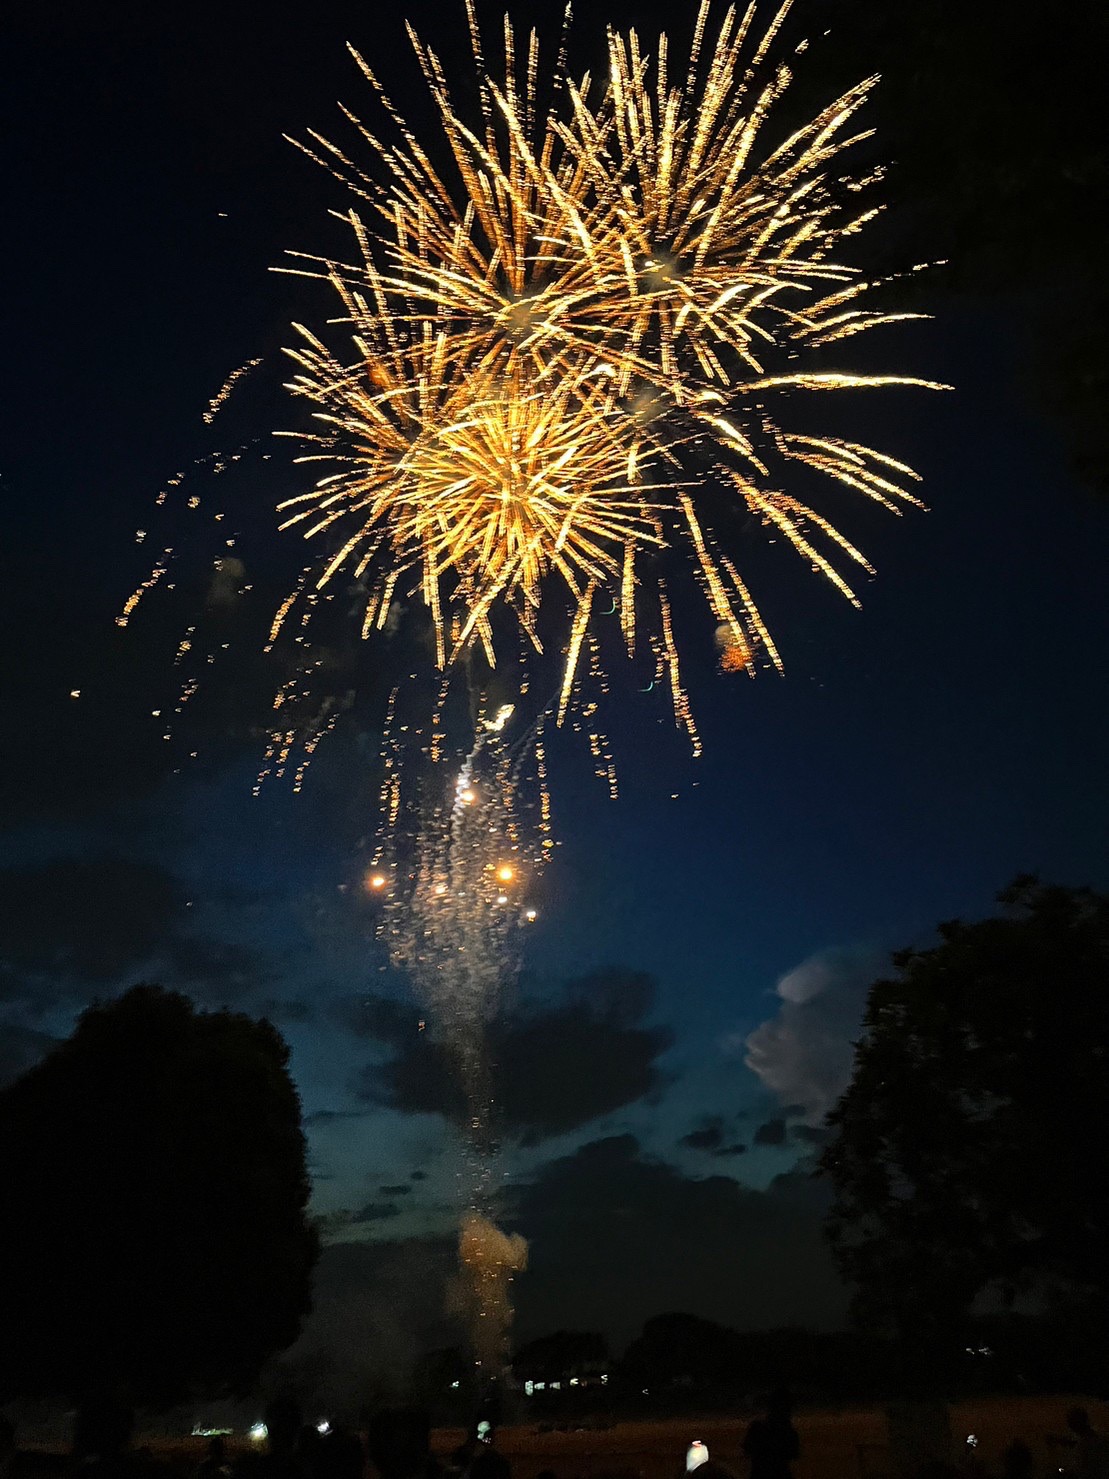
[274,0,943,751]
[279,281,663,678]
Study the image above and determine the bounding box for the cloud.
[348,972,673,1144]
[681,1117,727,1152]
[379,1184,411,1197]
[679,1116,747,1158]
[743,947,884,1123]
[792,1123,831,1146]
[331,993,412,1044]
[206,556,246,607]
[289,1143,846,1386]
[0,858,182,986]
[564,968,657,1029]
[351,1202,401,1224]
[0,856,268,1008]
[512,1136,847,1344]
[753,1117,787,1146]
[304,1109,374,1128]
[259,998,315,1024]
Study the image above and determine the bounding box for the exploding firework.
[123,0,941,774]
[274,0,944,751]
[279,297,663,678]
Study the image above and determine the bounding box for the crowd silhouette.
[1,1391,1107,1479]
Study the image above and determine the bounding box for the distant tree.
[0,985,318,1407]
[411,1345,473,1412]
[806,0,1109,494]
[820,879,1109,1373]
[622,1313,740,1390]
[512,1331,609,1383]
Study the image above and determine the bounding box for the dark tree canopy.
[512,1330,609,1381]
[801,0,1109,495]
[0,985,318,1407]
[622,1313,739,1388]
[821,879,1109,1356]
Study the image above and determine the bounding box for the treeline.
[413,1307,1109,1421]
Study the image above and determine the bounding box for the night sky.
[3,0,1108,1384]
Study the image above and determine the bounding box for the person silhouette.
[317,1429,365,1479]
[741,1389,799,1479]
[72,1395,139,1479]
[1000,1439,1034,1479]
[467,1436,509,1479]
[254,1398,307,1479]
[195,1438,232,1479]
[366,1410,440,1479]
[1065,1410,1109,1479]
[1,1416,20,1479]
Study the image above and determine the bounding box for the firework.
[279,281,663,682]
[123,3,942,770]
[275,0,944,753]
[105,0,946,1383]
[377,696,546,1102]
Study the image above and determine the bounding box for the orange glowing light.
[496,865,515,883]
[720,641,753,674]
[368,872,387,890]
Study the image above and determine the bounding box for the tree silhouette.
[820,879,1109,1376]
[0,985,318,1406]
[622,1313,739,1389]
[512,1331,609,1383]
[807,0,1109,494]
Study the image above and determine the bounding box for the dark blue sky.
[2,0,1107,1360]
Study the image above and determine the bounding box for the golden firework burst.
[271,0,944,746]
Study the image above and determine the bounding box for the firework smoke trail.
[377,698,543,1374]
[451,1213,528,1377]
